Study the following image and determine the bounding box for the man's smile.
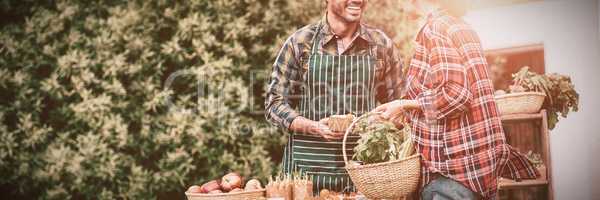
[346,3,363,15]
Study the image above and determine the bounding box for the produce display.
[198,180,221,193]
[525,151,546,180]
[187,185,203,193]
[317,189,366,200]
[245,179,263,191]
[186,172,263,195]
[292,173,313,200]
[185,112,419,199]
[264,173,367,200]
[266,174,293,200]
[495,67,579,129]
[221,172,244,192]
[525,151,544,168]
[351,112,415,165]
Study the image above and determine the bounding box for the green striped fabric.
[282,26,378,193]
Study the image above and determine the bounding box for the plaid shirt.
[265,17,403,130]
[405,11,539,199]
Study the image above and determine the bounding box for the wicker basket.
[342,113,421,199]
[495,92,546,115]
[185,189,265,200]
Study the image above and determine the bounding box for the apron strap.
[310,21,324,55]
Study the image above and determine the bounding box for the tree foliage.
[0,0,314,199]
[0,0,418,199]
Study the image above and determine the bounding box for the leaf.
[352,112,411,164]
[510,67,579,130]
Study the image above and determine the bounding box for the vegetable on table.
[186,172,264,195]
[266,173,293,200]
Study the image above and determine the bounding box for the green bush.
[0,0,416,199]
[0,0,322,199]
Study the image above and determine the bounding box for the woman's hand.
[373,99,420,122]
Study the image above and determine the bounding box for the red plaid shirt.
[404,10,539,199]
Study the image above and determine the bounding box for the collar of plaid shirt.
[316,14,374,53]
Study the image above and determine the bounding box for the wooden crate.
[497,110,553,200]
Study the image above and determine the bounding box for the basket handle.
[342,112,384,166]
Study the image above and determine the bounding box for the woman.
[375,0,539,199]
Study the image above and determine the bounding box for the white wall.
[464,0,600,199]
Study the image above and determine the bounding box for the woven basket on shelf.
[342,112,421,199]
[495,92,546,115]
[185,189,265,200]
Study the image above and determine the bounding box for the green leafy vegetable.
[352,113,414,164]
[525,151,544,168]
[510,67,580,130]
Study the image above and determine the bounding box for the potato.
[186,185,202,193]
[230,188,243,193]
[244,179,263,191]
[320,189,330,197]
[208,189,223,194]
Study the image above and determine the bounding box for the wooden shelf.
[497,110,553,200]
[499,179,548,189]
[501,112,543,121]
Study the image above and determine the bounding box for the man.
[265,0,402,194]
[375,0,539,199]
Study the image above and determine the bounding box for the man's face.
[327,0,367,23]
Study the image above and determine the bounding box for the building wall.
[464,0,600,199]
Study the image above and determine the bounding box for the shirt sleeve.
[376,40,403,103]
[264,37,303,131]
[500,145,540,180]
[416,22,474,120]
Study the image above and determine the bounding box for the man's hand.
[316,118,345,141]
[290,117,345,141]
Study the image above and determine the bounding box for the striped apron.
[282,23,378,194]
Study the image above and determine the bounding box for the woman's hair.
[439,0,469,17]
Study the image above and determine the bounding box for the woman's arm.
[413,21,475,120]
